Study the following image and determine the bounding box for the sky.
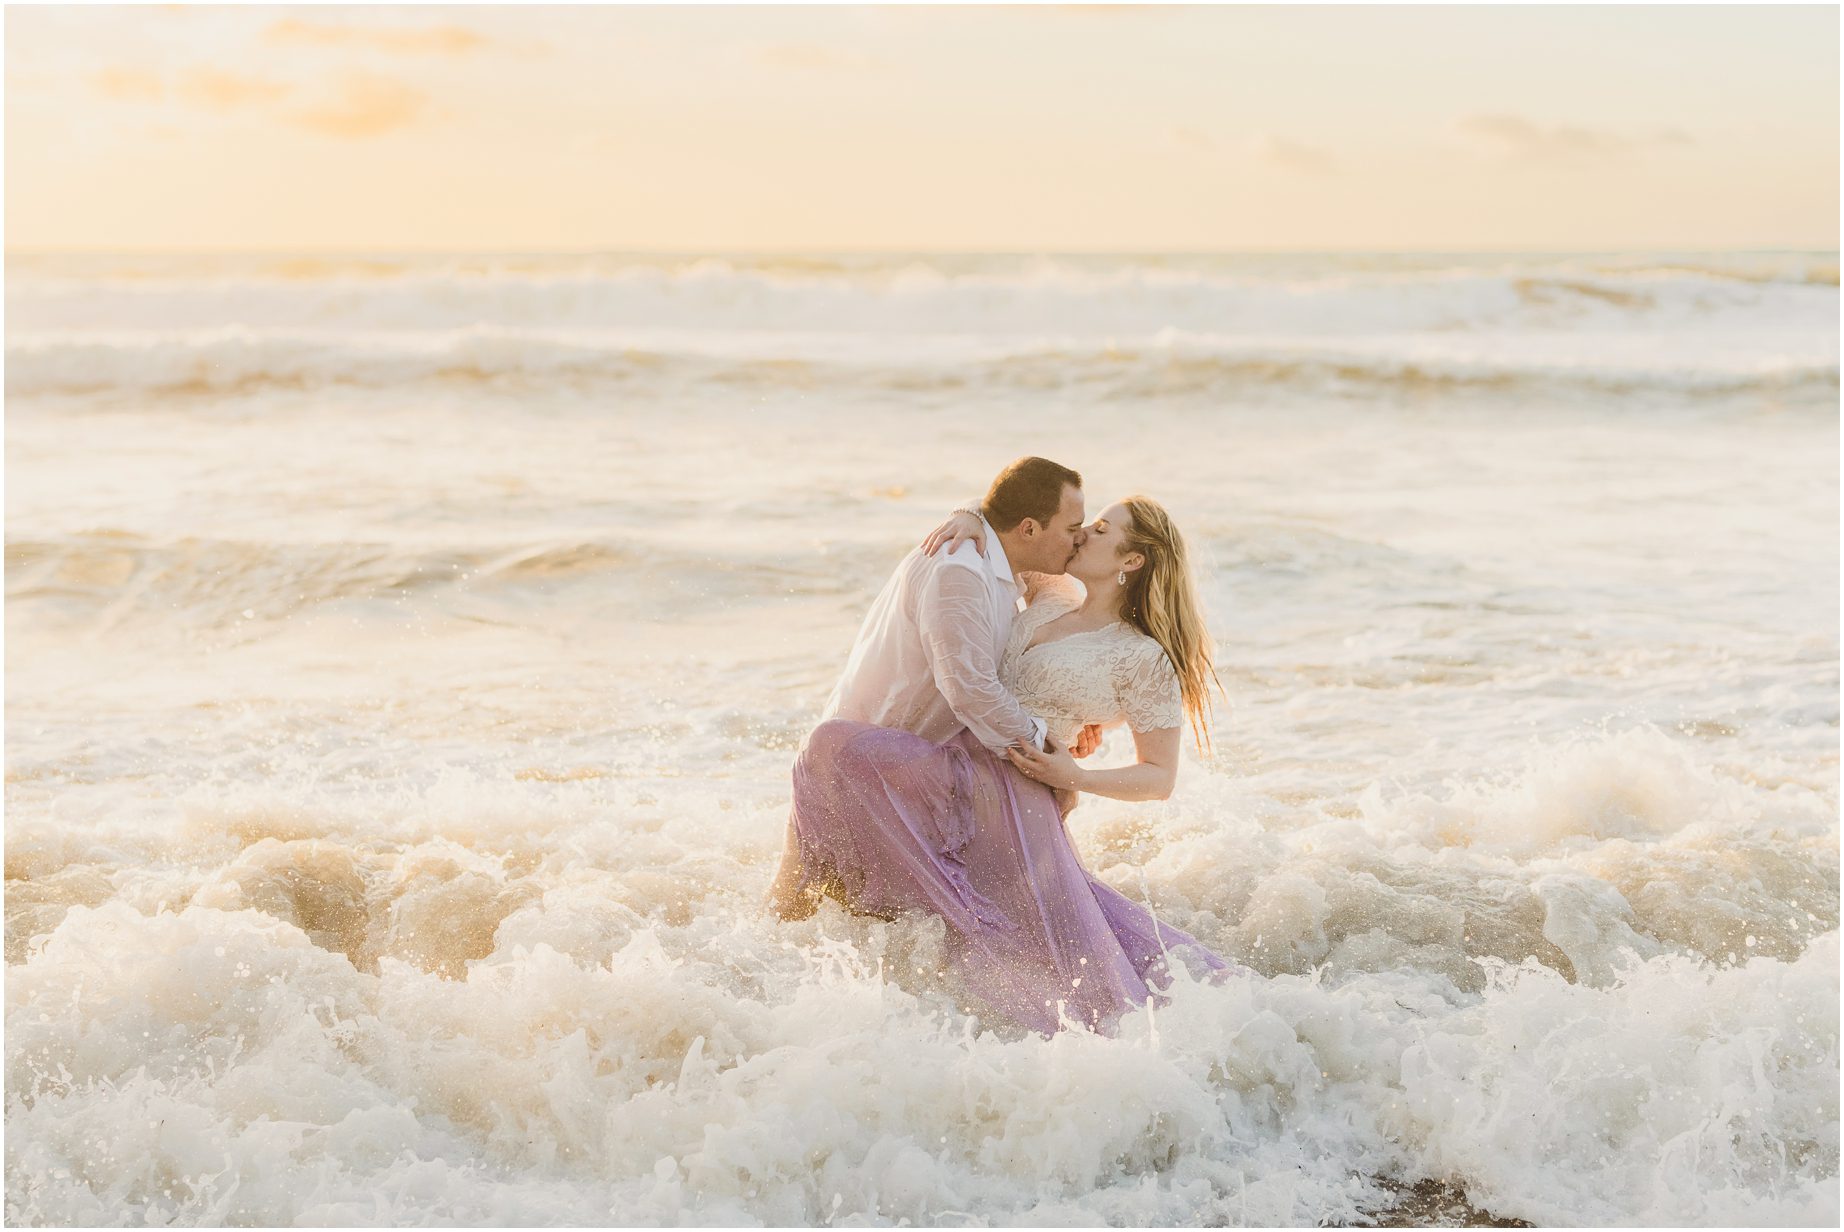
[5,3,1838,252]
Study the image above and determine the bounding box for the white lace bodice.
[999,574,1184,747]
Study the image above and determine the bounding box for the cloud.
[1168,126,1216,153]
[1251,134,1337,174]
[756,43,873,71]
[288,73,426,138]
[1038,5,1176,15]
[265,18,487,56]
[91,64,297,120]
[1455,113,1693,159]
[93,66,289,113]
[177,70,289,112]
[92,67,165,103]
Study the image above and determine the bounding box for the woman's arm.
[920,504,986,558]
[1005,725,1180,802]
[921,513,1071,608]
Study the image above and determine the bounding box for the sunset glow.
[5,4,1840,251]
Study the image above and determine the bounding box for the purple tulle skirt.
[786,718,1235,1036]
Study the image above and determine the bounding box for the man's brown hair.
[981,456,1082,532]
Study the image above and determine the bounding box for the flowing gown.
[785,575,1235,1036]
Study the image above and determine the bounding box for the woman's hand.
[921,510,986,558]
[1005,734,1084,791]
[1072,724,1103,758]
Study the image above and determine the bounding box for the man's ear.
[1016,517,1039,539]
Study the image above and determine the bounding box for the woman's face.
[1067,501,1139,584]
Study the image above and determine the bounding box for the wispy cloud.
[93,66,289,113]
[91,67,165,103]
[1455,113,1694,159]
[287,73,426,138]
[177,70,289,112]
[1038,5,1176,15]
[1251,134,1337,174]
[265,18,487,56]
[756,43,874,71]
[90,57,427,139]
[1168,126,1216,153]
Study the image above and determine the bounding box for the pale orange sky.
[5,4,1838,252]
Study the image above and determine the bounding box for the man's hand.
[1072,724,1103,758]
[1005,733,1084,791]
[921,510,986,558]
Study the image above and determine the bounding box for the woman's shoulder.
[1020,571,1084,608]
[1109,629,1184,728]
[1114,630,1177,674]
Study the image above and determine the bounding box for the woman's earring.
[1116,570,1126,586]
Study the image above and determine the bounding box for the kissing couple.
[767,456,1239,1037]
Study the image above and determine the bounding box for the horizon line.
[8,243,1839,258]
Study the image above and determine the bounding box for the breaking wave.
[4,725,1837,1226]
[7,328,1835,402]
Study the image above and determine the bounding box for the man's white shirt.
[821,519,1049,753]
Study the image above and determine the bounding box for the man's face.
[1029,484,1087,574]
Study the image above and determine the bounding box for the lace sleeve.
[1114,637,1184,733]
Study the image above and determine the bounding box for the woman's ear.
[1125,552,1146,573]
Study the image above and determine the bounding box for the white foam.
[5,733,1836,1225]
[4,325,1833,398]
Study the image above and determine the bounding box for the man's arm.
[916,562,1047,754]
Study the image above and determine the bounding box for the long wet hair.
[1116,496,1223,750]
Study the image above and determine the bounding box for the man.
[825,456,1086,752]
[767,455,1088,920]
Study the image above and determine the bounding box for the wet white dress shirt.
[821,518,1049,753]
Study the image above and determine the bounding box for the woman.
[779,495,1235,1036]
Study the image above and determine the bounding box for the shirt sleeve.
[1115,638,1185,733]
[916,560,1047,753]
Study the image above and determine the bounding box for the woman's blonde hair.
[1117,496,1223,750]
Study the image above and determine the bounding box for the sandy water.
[4,251,1839,1225]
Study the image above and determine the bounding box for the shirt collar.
[982,516,1017,585]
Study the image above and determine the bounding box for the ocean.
[4,250,1838,1225]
